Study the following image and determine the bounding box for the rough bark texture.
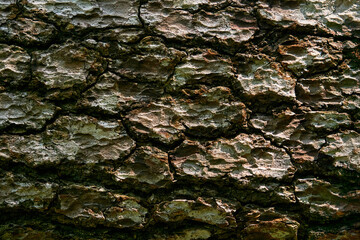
[0,0,359,239]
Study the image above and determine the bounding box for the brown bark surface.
[0,1,359,239]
